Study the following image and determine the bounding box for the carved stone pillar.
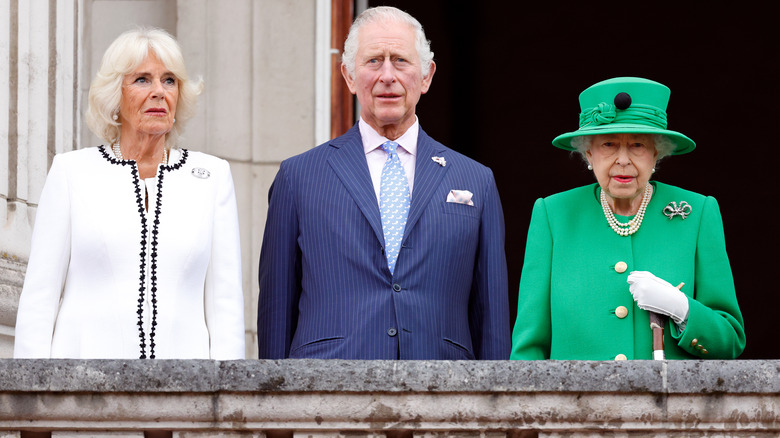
[0,0,80,356]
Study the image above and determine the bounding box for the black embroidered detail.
[98,146,189,359]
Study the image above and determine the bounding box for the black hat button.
[614,92,632,110]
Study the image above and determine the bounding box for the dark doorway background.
[367,2,778,359]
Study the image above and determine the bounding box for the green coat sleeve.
[671,196,746,358]
[511,198,553,360]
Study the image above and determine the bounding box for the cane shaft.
[649,313,666,360]
[647,282,684,361]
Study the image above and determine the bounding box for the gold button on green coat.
[511,182,746,360]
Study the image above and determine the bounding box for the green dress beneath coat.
[511,182,746,360]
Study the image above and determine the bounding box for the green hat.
[552,77,695,155]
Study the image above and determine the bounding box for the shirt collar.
[359,117,419,156]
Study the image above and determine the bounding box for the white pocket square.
[446,190,474,206]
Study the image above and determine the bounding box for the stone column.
[177,0,319,358]
[0,0,80,356]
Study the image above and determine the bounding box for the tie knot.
[381,141,399,155]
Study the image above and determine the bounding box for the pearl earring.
[112,113,118,121]
[652,167,656,173]
[587,164,593,170]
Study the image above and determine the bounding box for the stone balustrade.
[0,359,777,437]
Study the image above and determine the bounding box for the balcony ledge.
[1,359,778,436]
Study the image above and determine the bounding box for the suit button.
[615,354,627,361]
[690,339,698,347]
[387,328,397,337]
[701,348,709,355]
[614,261,628,273]
[392,283,402,292]
[615,306,628,319]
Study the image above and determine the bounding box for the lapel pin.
[191,167,211,179]
[431,156,446,167]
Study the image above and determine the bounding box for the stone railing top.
[1,359,777,394]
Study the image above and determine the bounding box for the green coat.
[511,182,745,360]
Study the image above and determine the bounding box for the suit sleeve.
[671,196,746,358]
[468,170,511,359]
[203,159,246,359]
[13,155,72,358]
[511,198,553,360]
[257,163,301,359]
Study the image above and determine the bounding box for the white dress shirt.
[359,117,418,203]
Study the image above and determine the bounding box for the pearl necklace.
[112,141,168,165]
[600,183,653,237]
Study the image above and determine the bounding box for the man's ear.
[341,63,357,95]
[421,61,436,94]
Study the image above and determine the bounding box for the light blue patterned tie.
[379,141,410,274]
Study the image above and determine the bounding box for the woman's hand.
[627,271,689,325]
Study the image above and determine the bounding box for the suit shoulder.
[282,142,331,164]
[278,139,343,175]
[448,150,491,170]
[278,129,364,180]
[433,144,494,177]
[431,140,484,166]
[283,125,362,166]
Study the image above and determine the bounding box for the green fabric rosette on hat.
[553,77,696,155]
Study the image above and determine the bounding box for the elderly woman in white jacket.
[13,27,245,359]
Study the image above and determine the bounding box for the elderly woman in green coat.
[511,77,745,360]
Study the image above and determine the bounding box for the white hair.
[85,27,204,148]
[341,6,434,79]
[571,134,677,164]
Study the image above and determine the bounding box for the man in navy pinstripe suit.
[257,6,510,359]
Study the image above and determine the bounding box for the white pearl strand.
[112,141,168,165]
[600,183,653,237]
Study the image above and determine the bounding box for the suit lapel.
[327,125,385,246]
[404,128,449,241]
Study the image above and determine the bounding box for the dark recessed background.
[367,2,779,359]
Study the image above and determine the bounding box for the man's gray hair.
[341,6,434,79]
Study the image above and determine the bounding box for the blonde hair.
[85,27,203,148]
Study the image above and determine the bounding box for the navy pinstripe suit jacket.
[257,124,510,359]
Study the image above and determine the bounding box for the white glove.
[627,271,689,326]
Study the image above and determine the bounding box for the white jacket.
[14,146,245,359]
